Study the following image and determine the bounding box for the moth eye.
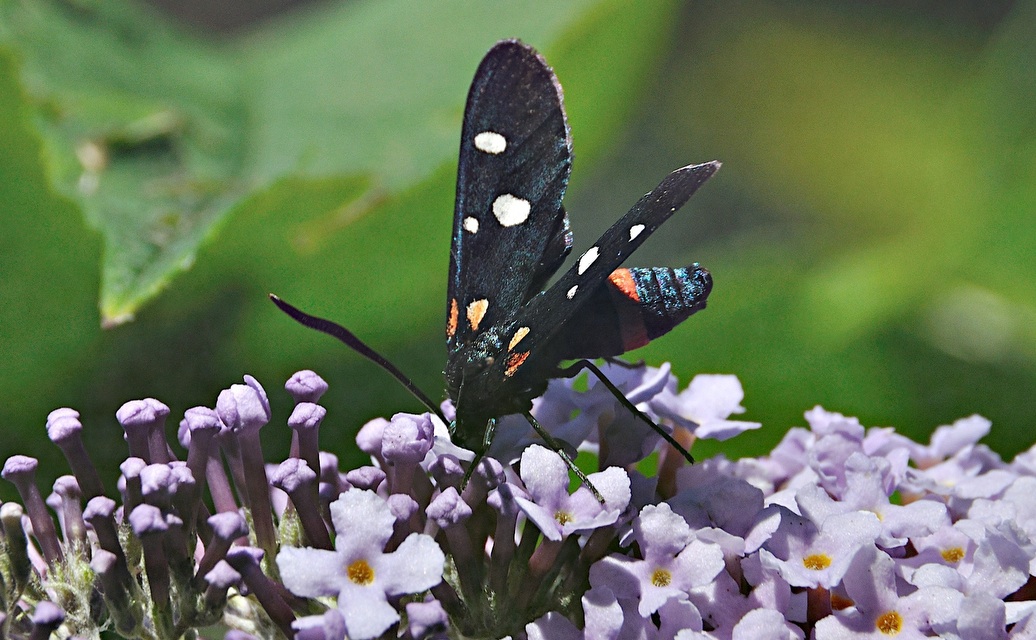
[463,354,495,377]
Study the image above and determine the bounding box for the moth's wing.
[548,265,712,360]
[528,205,573,295]
[446,40,573,354]
[497,161,720,378]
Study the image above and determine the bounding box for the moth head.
[446,327,535,451]
[448,329,503,377]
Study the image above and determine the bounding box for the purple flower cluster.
[2,364,1035,639]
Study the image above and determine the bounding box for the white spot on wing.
[493,194,531,227]
[566,285,578,299]
[577,246,599,275]
[463,217,479,234]
[629,224,645,241]
[474,131,507,154]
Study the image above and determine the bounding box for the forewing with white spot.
[447,40,573,354]
[506,161,720,372]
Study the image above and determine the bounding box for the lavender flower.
[515,443,631,541]
[277,489,444,639]
[813,545,958,639]
[651,372,762,441]
[0,364,1033,639]
[590,502,725,616]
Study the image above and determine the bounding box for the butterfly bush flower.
[590,502,725,616]
[276,489,444,638]
[2,363,1036,639]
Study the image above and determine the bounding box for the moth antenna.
[270,294,448,425]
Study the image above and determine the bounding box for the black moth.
[272,40,718,498]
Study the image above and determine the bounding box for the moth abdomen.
[627,265,712,343]
[548,265,712,360]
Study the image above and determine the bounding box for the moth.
[273,40,718,495]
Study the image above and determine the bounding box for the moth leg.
[559,359,694,465]
[482,417,498,452]
[603,356,646,369]
[460,419,497,490]
[523,411,605,505]
[460,451,484,492]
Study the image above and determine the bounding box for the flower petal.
[330,490,395,557]
[520,445,571,510]
[336,583,400,640]
[375,533,445,595]
[276,547,343,598]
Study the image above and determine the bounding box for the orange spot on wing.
[467,299,489,330]
[504,351,529,377]
[508,326,530,350]
[608,269,640,302]
[447,299,459,338]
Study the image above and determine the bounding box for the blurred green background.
[1,0,1033,497]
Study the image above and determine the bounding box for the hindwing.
[495,162,719,382]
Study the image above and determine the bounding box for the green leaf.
[238,0,603,186]
[1,0,247,325]
[0,45,104,463]
[3,0,654,325]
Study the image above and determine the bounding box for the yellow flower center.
[347,559,375,586]
[651,568,672,587]
[875,610,903,635]
[941,546,965,563]
[803,553,832,570]
[554,511,573,525]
